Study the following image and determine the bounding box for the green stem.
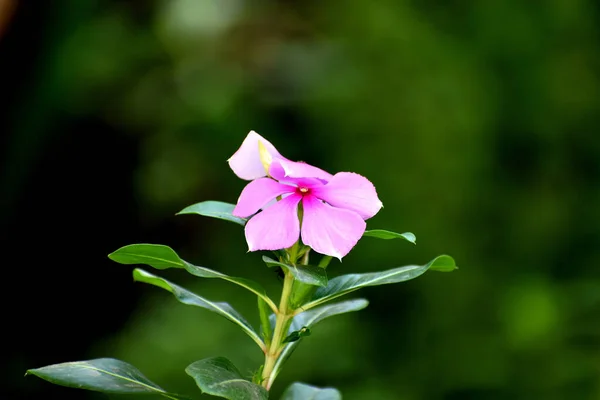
[301,248,310,265]
[261,269,295,390]
[287,241,300,264]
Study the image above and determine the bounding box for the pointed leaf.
[182,261,279,313]
[133,269,264,350]
[291,299,369,334]
[110,243,278,313]
[281,382,342,400]
[363,229,416,244]
[304,255,456,310]
[267,299,369,388]
[26,358,185,399]
[177,201,247,226]
[109,244,185,269]
[186,357,268,400]
[262,256,328,287]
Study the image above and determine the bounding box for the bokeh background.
[2,1,599,399]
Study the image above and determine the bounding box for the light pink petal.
[245,193,302,251]
[227,131,283,180]
[300,195,366,260]
[233,178,295,218]
[269,158,333,183]
[312,172,383,220]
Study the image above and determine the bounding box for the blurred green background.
[2,1,599,399]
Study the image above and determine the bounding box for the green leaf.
[283,327,311,344]
[257,297,273,343]
[252,365,265,386]
[186,357,268,400]
[108,244,185,269]
[177,201,246,226]
[26,358,185,399]
[262,256,328,287]
[289,280,319,309]
[363,229,416,244]
[182,261,279,313]
[429,255,458,272]
[110,243,278,313]
[281,382,342,400]
[266,299,369,388]
[294,298,369,328]
[304,255,456,310]
[133,269,265,350]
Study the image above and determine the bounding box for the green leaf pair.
[110,242,454,315]
[109,244,274,350]
[108,242,277,310]
[27,358,339,400]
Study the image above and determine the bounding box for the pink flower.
[228,131,383,259]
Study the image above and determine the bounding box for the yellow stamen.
[258,141,272,174]
[299,187,309,193]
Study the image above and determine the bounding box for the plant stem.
[261,269,295,389]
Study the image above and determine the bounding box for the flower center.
[298,187,309,194]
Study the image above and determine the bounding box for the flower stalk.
[261,267,295,389]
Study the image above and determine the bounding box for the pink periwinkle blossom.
[228,131,383,259]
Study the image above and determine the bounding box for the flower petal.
[233,178,295,218]
[228,131,283,180]
[312,172,383,219]
[245,193,302,251]
[301,195,366,259]
[269,158,333,183]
